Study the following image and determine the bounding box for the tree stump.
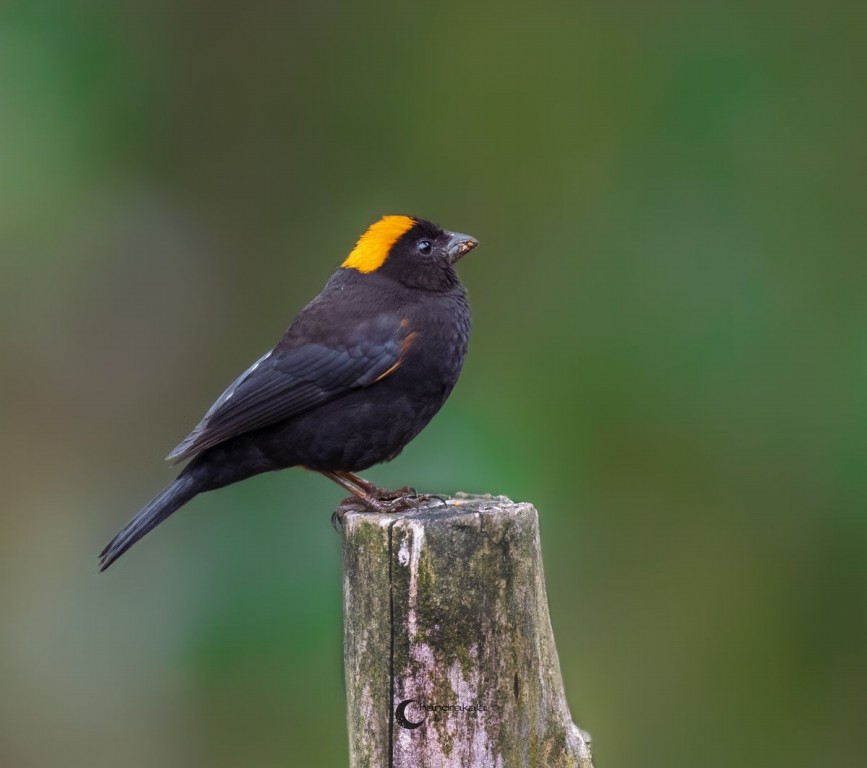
[342,493,594,768]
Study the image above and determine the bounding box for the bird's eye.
[416,240,432,255]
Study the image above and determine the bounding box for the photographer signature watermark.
[395,698,489,730]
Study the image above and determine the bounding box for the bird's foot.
[331,494,388,530]
[331,489,451,530]
[403,493,450,511]
[367,489,450,514]
[374,485,415,501]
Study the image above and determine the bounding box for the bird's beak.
[445,231,479,263]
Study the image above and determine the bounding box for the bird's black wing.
[166,313,410,463]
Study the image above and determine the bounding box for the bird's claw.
[332,488,451,531]
[331,506,347,531]
[371,485,415,501]
[372,490,449,514]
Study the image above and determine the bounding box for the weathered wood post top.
[342,493,594,768]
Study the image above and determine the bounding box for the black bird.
[99,215,477,570]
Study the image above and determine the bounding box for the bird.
[98,215,478,571]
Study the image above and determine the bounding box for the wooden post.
[342,493,594,768]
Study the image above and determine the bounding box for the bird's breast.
[393,290,470,395]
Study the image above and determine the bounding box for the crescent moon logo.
[395,698,426,730]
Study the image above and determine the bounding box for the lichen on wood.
[342,493,594,768]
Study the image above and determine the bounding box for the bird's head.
[341,215,478,291]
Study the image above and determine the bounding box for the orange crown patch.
[341,215,416,273]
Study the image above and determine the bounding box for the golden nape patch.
[342,215,416,273]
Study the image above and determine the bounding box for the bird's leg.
[321,470,383,530]
[320,470,383,508]
[320,469,424,528]
[338,470,415,501]
[336,470,380,496]
[320,471,436,531]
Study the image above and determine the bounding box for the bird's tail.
[99,474,200,572]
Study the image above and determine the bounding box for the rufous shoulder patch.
[342,215,416,273]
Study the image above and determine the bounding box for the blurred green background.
[2,1,865,766]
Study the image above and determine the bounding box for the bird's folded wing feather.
[166,313,409,463]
